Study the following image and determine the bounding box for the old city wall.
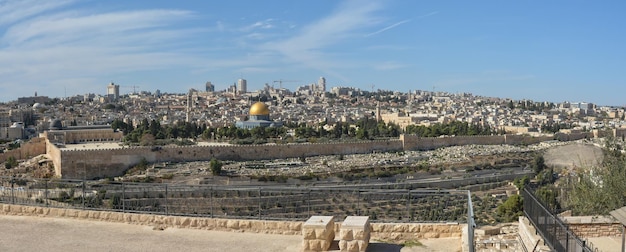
[59,140,404,179]
[0,137,46,163]
[57,134,563,179]
[46,140,63,176]
[0,203,464,241]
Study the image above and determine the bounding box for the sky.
[0,0,625,106]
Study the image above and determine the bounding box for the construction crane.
[272,79,299,89]
[122,85,140,94]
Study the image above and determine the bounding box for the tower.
[205,81,214,92]
[186,89,194,123]
[318,77,326,92]
[107,82,119,101]
[237,79,247,94]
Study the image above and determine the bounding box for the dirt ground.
[0,215,461,252]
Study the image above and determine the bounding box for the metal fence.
[0,176,474,223]
[522,186,596,252]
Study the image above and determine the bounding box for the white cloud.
[0,0,75,25]
[366,19,411,37]
[0,2,211,100]
[259,0,384,82]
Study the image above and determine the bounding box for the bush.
[496,194,523,222]
[209,158,223,176]
[5,156,17,169]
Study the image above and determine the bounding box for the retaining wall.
[562,216,622,238]
[0,203,464,242]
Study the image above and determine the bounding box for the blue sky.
[0,0,625,106]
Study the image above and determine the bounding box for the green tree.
[140,133,155,146]
[497,194,523,222]
[209,158,223,176]
[566,137,626,215]
[532,155,546,174]
[513,175,530,190]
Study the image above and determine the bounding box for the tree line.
[405,121,503,137]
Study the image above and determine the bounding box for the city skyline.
[0,0,625,105]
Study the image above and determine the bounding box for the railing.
[521,186,596,252]
[1,176,476,251]
[0,176,474,223]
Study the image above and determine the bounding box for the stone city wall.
[0,203,464,241]
[58,140,403,179]
[0,137,47,163]
[46,139,63,177]
[54,133,559,179]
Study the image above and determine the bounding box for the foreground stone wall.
[562,216,622,238]
[0,203,464,242]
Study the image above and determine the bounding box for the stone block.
[226,220,239,229]
[339,229,353,240]
[303,228,316,239]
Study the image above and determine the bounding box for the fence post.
[407,190,412,221]
[565,231,569,251]
[210,187,213,218]
[258,188,262,220]
[307,190,311,217]
[45,179,49,207]
[11,175,15,204]
[357,190,360,216]
[165,184,168,216]
[82,178,86,209]
[122,182,125,213]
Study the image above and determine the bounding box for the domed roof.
[249,102,270,116]
[49,119,63,130]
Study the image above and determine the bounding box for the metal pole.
[467,190,475,252]
[622,225,625,252]
[210,187,213,218]
[258,188,262,220]
[11,175,15,204]
[407,190,411,221]
[165,184,168,215]
[122,182,125,212]
[45,180,49,207]
[357,190,360,216]
[307,190,311,217]
[82,179,86,209]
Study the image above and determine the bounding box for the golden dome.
[249,102,270,116]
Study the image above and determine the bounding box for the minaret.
[376,101,382,122]
[186,89,193,122]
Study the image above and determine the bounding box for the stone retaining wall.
[562,216,622,238]
[0,203,464,242]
